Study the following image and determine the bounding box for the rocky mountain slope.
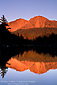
[7,16,57,32]
[7,18,28,32]
[7,16,57,40]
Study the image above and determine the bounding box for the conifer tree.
[0,15,8,26]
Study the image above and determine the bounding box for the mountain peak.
[30,16,49,21]
[7,16,57,32]
[7,18,28,32]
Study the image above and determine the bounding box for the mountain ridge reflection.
[6,50,57,74]
[0,47,57,78]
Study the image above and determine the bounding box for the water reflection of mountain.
[0,47,57,78]
[6,50,57,74]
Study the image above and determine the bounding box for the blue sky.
[0,0,57,22]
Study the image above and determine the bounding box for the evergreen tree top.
[0,15,8,26]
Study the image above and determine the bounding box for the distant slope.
[7,16,57,32]
[13,28,57,40]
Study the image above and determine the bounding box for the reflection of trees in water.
[0,15,57,77]
[6,51,57,74]
[0,45,57,78]
[0,67,8,78]
[13,50,57,62]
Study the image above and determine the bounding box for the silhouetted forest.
[13,28,57,40]
[0,15,57,78]
[0,15,57,57]
[0,23,57,48]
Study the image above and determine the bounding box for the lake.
[0,49,57,85]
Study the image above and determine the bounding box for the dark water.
[0,48,57,85]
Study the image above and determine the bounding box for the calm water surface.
[0,50,57,85]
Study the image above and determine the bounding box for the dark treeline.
[0,15,57,78]
[0,23,57,47]
[0,22,57,57]
[0,24,24,46]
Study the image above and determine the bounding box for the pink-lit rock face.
[7,16,57,32]
[7,18,28,32]
[6,51,57,74]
